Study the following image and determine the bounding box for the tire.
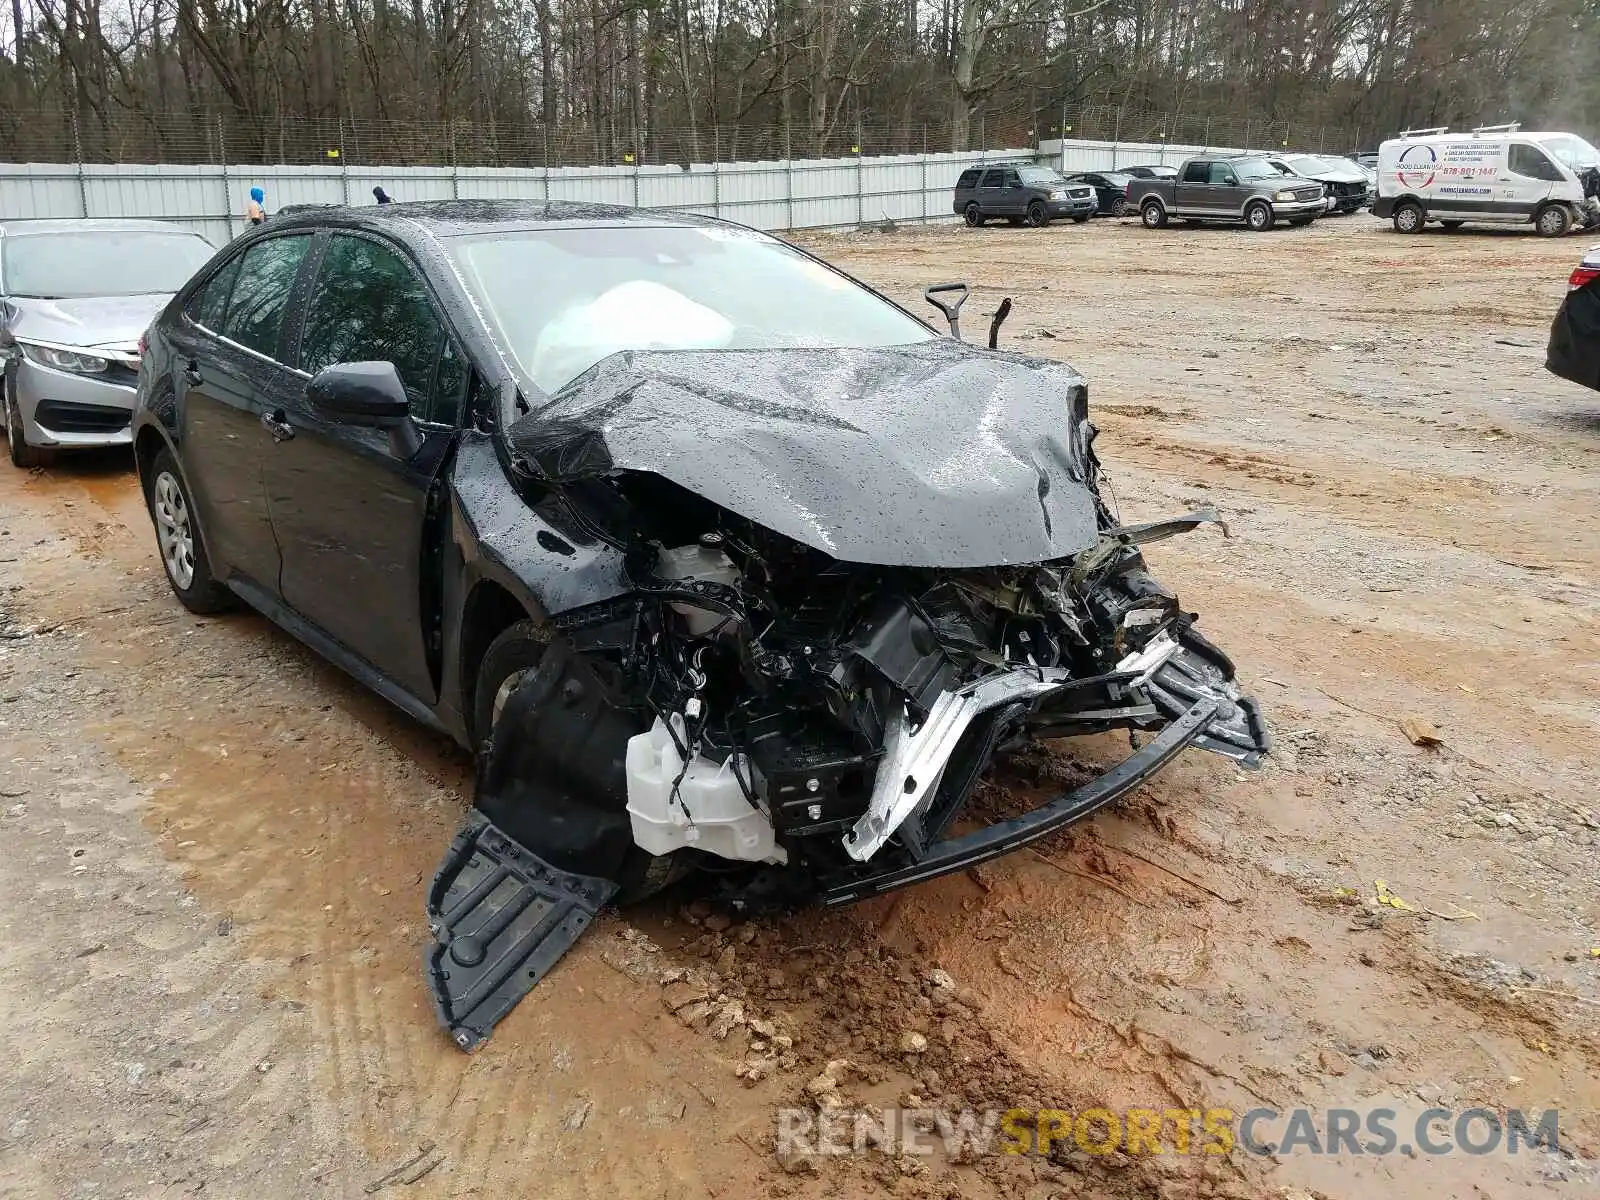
[1393,201,1425,234]
[2,375,47,469]
[145,447,233,613]
[1071,213,1090,224]
[473,619,687,904]
[964,203,985,227]
[1535,204,1571,238]
[1026,201,1050,228]
[1112,196,1132,217]
[1244,201,1273,232]
[1441,220,1465,231]
[1141,199,1168,229]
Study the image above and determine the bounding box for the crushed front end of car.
[425,338,1267,1050]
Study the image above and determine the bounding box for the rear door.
[263,230,469,701]
[170,233,315,594]
[1176,160,1221,213]
[977,168,1011,217]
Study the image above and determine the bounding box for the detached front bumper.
[820,631,1269,904]
[13,357,137,449]
[821,695,1227,903]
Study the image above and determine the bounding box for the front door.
[1502,143,1560,219]
[173,233,315,594]
[263,231,470,702]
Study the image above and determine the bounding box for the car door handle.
[260,409,295,442]
[183,361,204,386]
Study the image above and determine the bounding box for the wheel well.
[133,426,167,496]
[459,579,535,743]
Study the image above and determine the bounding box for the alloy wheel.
[152,471,196,589]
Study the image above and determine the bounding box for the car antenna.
[924,282,969,340]
[988,297,1013,349]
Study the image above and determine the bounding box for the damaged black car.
[131,200,1268,1052]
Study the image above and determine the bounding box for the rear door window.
[186,255,243,331]
[1182,161,1210,184]
[979,169,1005,188]
[218,235,312,360]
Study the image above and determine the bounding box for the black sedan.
[1547,242,1600,392]
[132,200,1266,1050]
[1120,164,1179,180]
[1063,171,1138,216]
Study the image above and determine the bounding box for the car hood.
[1,293,170,349]
[506,340,1101,568]
[1296,165,1367,184]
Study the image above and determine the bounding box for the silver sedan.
[1,218,216,467]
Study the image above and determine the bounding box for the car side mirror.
[306,361,423,457]
[308,361,409,426]
[1222,175,1238,186]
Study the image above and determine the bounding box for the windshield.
[1019,167,1065,185]
[450,224,936,395]
[1538,134,1600,169]
[1233,158,1281,181]
[1,229,215,299]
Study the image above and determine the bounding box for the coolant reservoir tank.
[654,544,742,635]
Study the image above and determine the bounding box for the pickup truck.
[1129,154,1328,231]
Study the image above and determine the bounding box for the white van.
[1374,124,1600,236]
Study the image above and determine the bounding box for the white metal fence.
[0,137,1280,244]
[0,149,1037,245]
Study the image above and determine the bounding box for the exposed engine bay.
[426,305,1269,1052]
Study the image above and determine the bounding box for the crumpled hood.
[1298,164,1366,184]
[507,339,1101,568]
[2,293,169,349]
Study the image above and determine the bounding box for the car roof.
[0,217,199,237]
[260,198,728,241]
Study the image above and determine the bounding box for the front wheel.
[1141,200,1168,229]
[473,620,687,904]
[964,203,985,227]
[1393,202,1425,234]
[1244,201,1273,232]
[1112,196,1132,217]
[145,447,233,613]
[1026,201,1050,228]
[1535,204,1571,238]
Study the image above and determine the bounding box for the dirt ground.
[1,213,1596,1200]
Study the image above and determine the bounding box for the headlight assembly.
[18,342,111,374]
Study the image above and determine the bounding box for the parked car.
[131,200,1267,1050]
[953,164,1097,226]
[1129,155,1327,231]
[1546,243,1600,391]
[1265,153,1372,213]
[1063,171,1138,216]
[1354,152,1379,171]
[1122,165,1179,180]
[0,218,216,467]
[1374,125,1600,236]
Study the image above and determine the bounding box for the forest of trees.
[0,0,1596,165]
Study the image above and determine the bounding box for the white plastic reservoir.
[625,716,786,864]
